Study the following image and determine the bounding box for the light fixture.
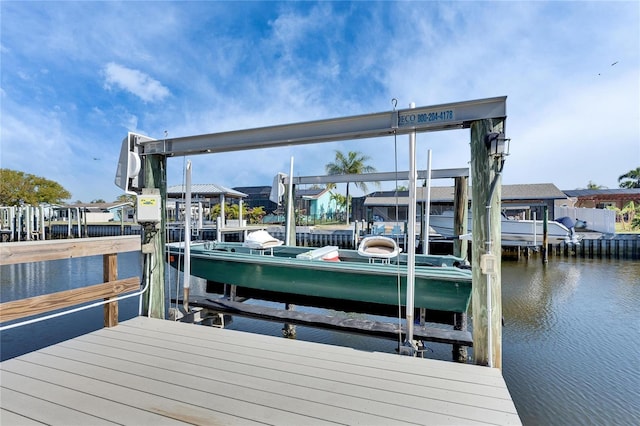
[484,132,510,158]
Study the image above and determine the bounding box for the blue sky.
[1,1,639,203]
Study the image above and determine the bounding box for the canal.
[1,254,639,425]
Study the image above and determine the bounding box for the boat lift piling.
[116,96,508,368]
[183,160,192,312]
[401,102,418,356]
[542,206,549,264]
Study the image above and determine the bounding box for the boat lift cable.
[391,98,403,353]
[160,129,178,318]
[172,156,188,316]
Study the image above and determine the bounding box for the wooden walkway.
[0,316,520,425]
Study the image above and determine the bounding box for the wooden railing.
[0,236,141,327]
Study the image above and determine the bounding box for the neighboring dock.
[0,316,520,425]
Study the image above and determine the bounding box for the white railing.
[555,206,615,234]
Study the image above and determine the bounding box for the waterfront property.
[362,183,572,224]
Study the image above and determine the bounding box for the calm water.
[1,253,639,425]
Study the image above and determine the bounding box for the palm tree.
[585,181,607,190]
[325,150,377,224]
[328,191,346,221]
[618,167,640,189]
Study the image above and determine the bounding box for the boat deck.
[0,316,520,425]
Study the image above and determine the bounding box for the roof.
[502,183,567,200]
[167,184,247,199]
[563,188,640,197]
[233,186,272,197]
[60,202,132,211]
[297,188,330,199]
[364,183,567,205]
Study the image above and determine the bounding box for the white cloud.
[1,1,637,202]
[102,62,170,103]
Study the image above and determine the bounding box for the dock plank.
[44,339,482,425]
[0,387,116,425]
[108,320,506,397]
[0,316,521,425]
[7,351,336,426]
[1,368,192,426]
[0,409,46,425]
[122,316,501,386]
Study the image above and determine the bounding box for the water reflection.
[501,258,640,426]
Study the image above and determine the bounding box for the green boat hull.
[167,242,472,313]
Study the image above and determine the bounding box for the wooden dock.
[0,316,520,425]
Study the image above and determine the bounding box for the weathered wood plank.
[0,235,141,265]
[103,253,119,327]
[189,297,473,346]
[0,277,140,322]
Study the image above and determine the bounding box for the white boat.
[429,211,580,245]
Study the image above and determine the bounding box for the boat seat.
[242,230,284,253]
[296,245,340,261]
[358,236,401,263]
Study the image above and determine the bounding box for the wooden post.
[452,177,469,362]
[452,312,468,363]
[452,176,468,259]
[141,154,166,319]
[282,303,296,338]
[470,118,503,369]
[542,206,549,264]
[103,253,118,327]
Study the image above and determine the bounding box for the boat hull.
[429,214,573,244]
[168,243,472,313]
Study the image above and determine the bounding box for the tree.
[585,181,607,190]
[329,191,347,219]
[91,199,106,204]
[0,169,71,205]
[618,167,640,189]
[325,150,377,224]
[247,206,266,224]
[209,202,264,223]
[607,201,639,232]
[116,194,136,205]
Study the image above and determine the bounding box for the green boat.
[167,234,472,313]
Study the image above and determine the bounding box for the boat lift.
[115,96,507,368]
